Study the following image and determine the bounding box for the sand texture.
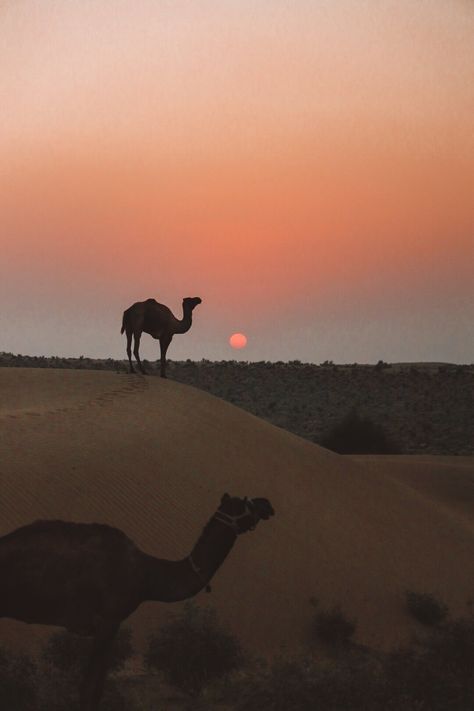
[1,368,473,656]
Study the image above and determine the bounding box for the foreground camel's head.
[183,296,202,311]
[216,493,275,535]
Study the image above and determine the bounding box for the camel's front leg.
[80,622,119,711]
[159,335,172,378]
[133,332,147,374]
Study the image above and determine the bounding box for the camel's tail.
[120,312,126,335]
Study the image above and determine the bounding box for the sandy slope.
[0,368,473,656]
[351,455,474,528]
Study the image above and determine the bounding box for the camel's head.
[183,296,202,311]
[216,494,275,535]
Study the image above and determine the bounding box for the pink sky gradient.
[1,0,472,362]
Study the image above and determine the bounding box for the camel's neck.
[142,517,237,603]
[173,305,193,334]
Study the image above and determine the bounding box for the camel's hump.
[1,520,133,547]
[144,298,170,311]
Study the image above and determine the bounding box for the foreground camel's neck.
[142,517,237,602]
[172,304,194,334]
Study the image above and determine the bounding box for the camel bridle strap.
[213,500,257,534]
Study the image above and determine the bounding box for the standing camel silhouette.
[0,494,274,711]
[121,296,202,377]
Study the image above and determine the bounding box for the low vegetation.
[385,616,474,711]
[320,409,399,454]
[40,628,133,711]
[42,627,133,676]
[405,591,449,627]
[233,616,474,711]
[145,602,243,696]
[1,599,473,709]
[309,601,357,649]
[232,655,385,711]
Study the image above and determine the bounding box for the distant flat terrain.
[1,367,473,659]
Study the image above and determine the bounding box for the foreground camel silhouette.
[121,296,202,377]
[0,494,274,711]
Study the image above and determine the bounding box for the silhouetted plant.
[405,591,449,627]
[37,629,133,710]
[42,627,133,676]
[145,603,243,696]
[235,616,474,711]
[311,605,357,648]
[234,654,384,711]
[375,360,391,371]
[320,409,399,454]
[385,617,474,710]
[37,672,128,711]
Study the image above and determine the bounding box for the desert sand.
[1,368,473,657]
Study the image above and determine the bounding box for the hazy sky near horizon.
[1,0,473,363]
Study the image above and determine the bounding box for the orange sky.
[1,0,473,361]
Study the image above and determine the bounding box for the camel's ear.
[221,493,231,504]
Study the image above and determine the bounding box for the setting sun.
[229,333,247,350]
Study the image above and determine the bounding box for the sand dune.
[1,368,473,656]
[351,455,474,528]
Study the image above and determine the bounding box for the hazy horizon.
[1,1,473,364]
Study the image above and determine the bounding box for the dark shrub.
[405,591,449,627]
[320,409,399,454]
[311,605,357,648]
[234,655,384,711]
[145,602,243,695]
[38,628,133,710]
[42,626,133,676]
[235,657,318,711]
[385,617,474,710]
[37,673,128,711]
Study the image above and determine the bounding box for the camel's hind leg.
[125,329,135,373]
[133,332,147,374]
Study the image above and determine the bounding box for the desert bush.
[234,657,318,711]
[145,602,243,696]
[405,591,449,627]
[38,628,133,711]
[311,605,357,648]
[320,409,399,454]
[385,617,474,710]
[234,655,384,711]
[235,616,474,711]
[0,647,37,711]
[42,626,133,676]
[36,675,129,711]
